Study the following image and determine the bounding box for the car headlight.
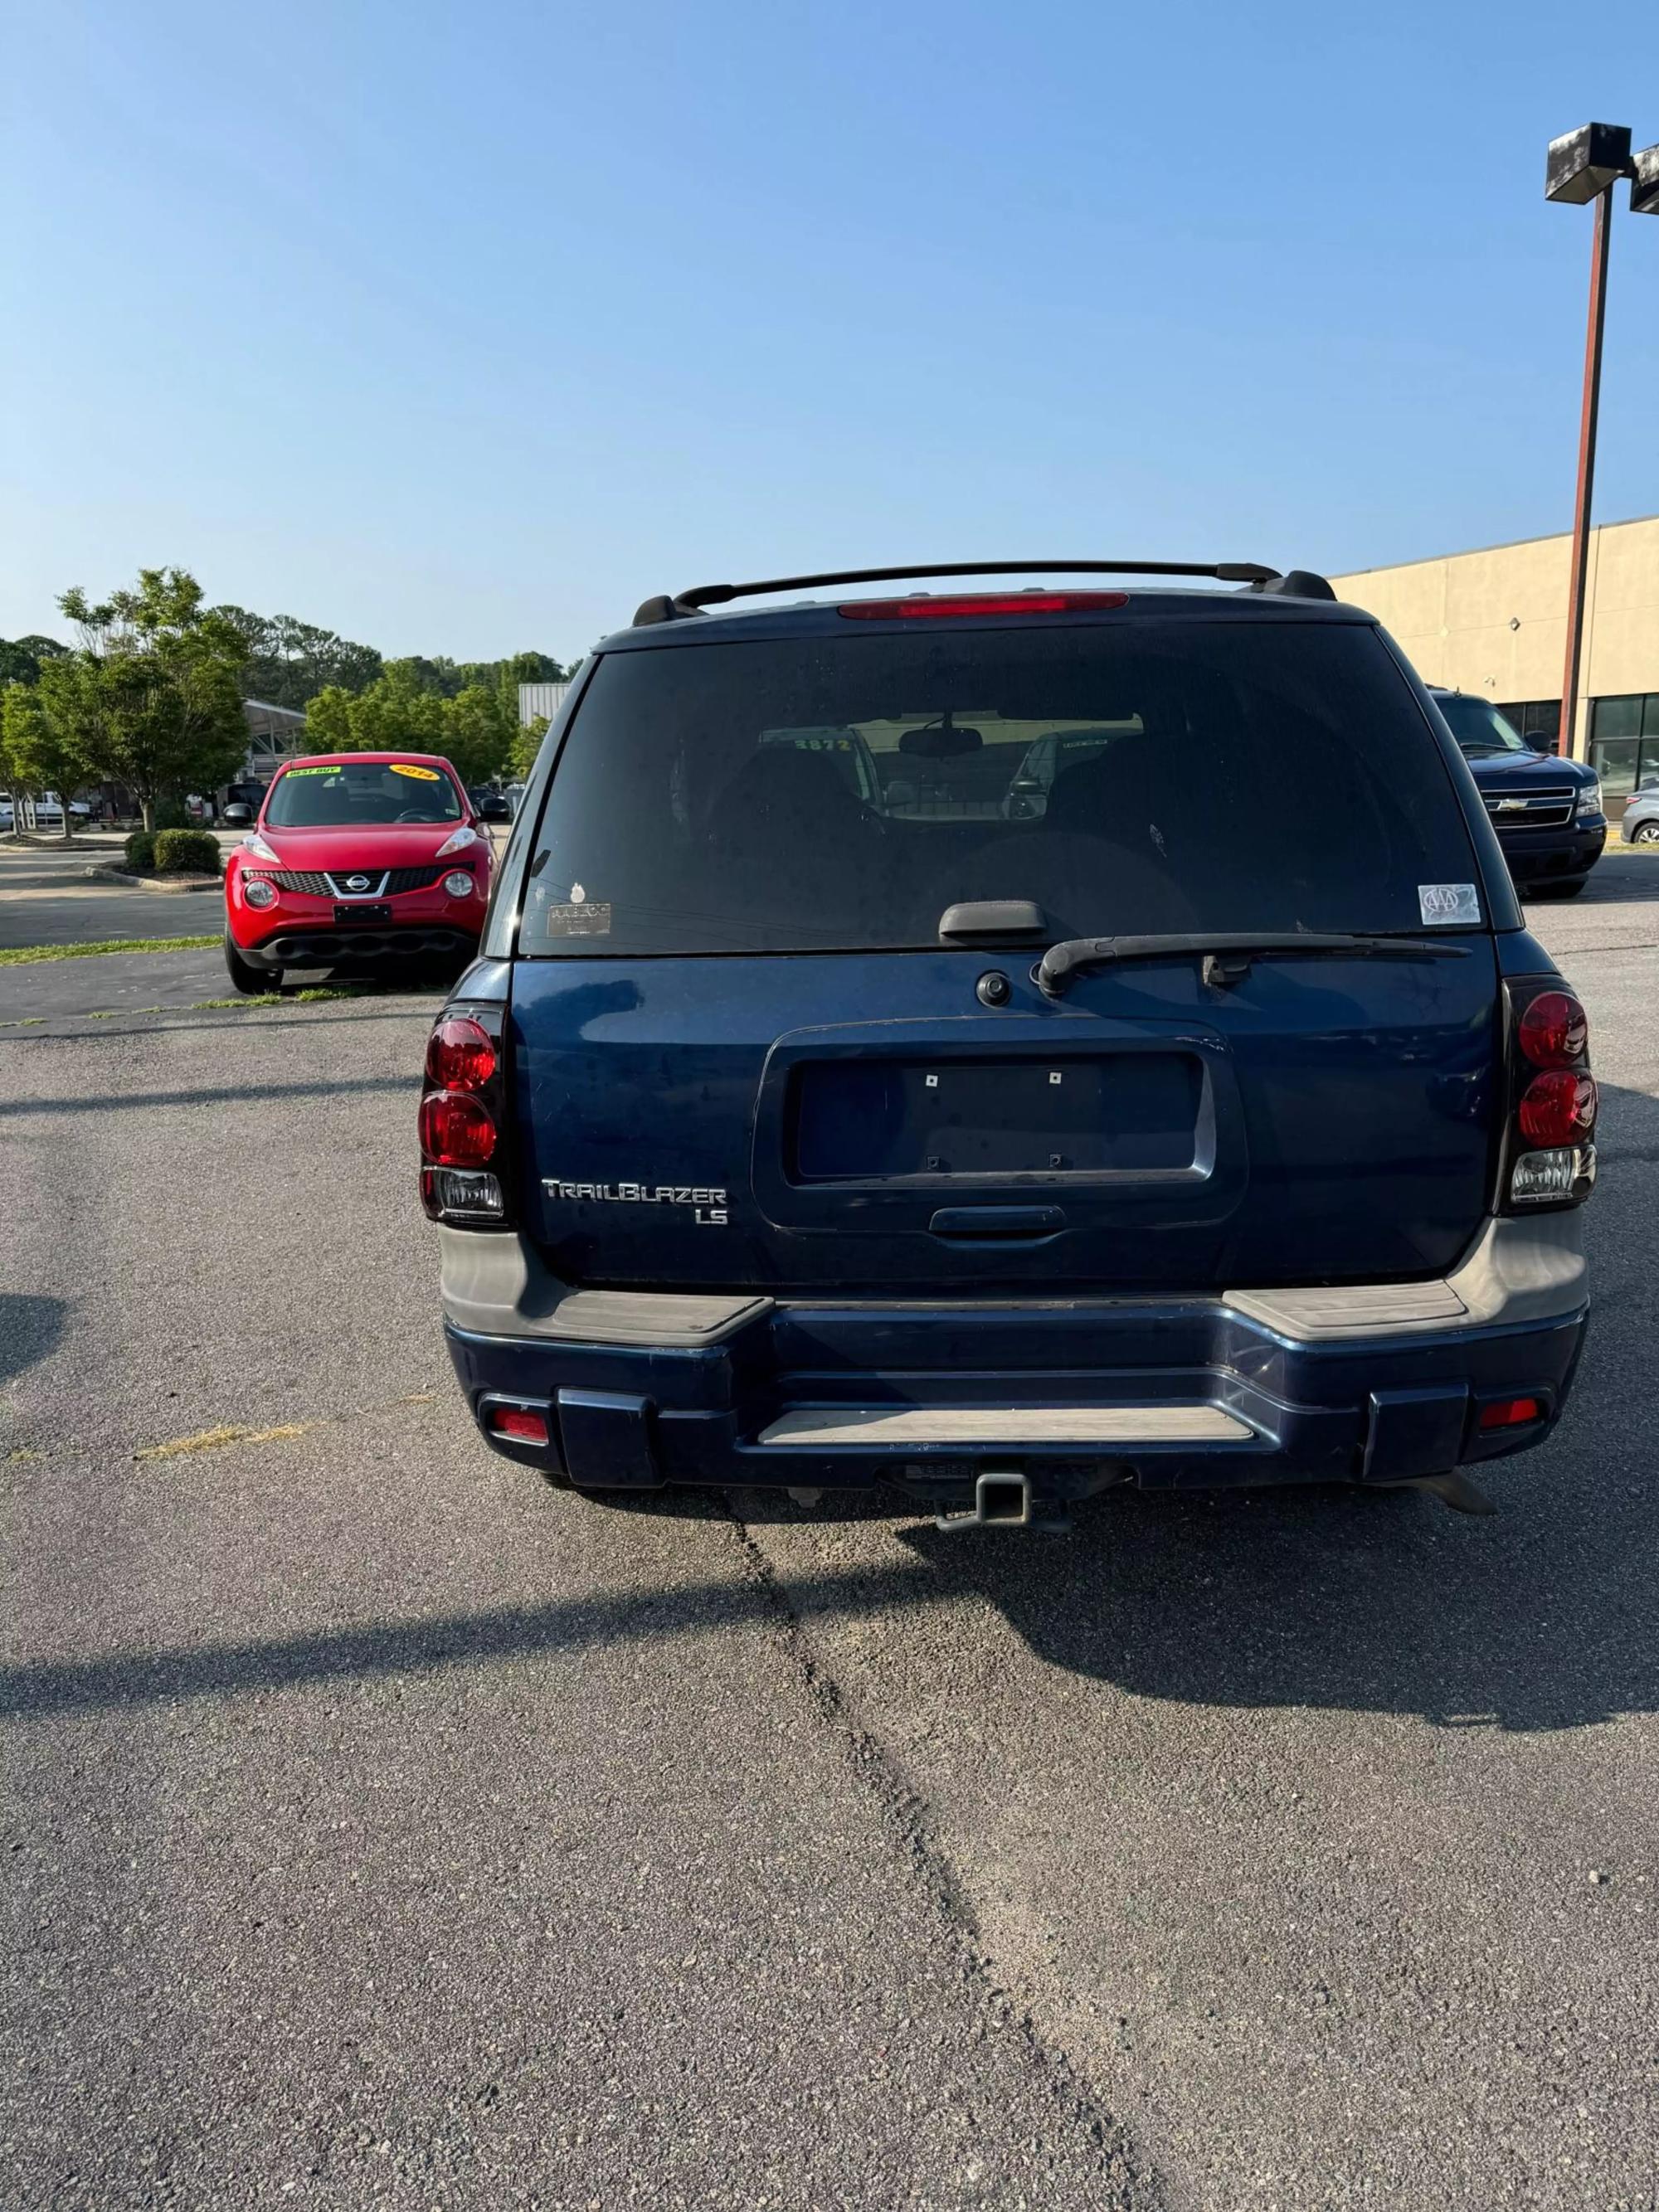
[244,830,281,863]
[243,877,278,910]
[1577,778,1604,820]
[442,869,475,898]
[435,824,479,859]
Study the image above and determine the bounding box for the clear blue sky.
[3,0,1657,665]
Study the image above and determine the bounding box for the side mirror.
[222,802,253,826]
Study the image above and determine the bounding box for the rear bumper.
[440,1216,1588,1508]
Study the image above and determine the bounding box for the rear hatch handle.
[928,1205,1067,1243]
[1036,931,1472,998]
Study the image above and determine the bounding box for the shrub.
[124,829,157,873]
[153,829,221,875]
[153,796,190,832]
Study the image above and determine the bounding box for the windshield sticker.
[533,882,613,937]
[390,762,440,780]
[1418,882,1482,926]
[284,765,340,777]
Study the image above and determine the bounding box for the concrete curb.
[84,866,221,894]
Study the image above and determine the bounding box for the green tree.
[214,605,382,711]
[60,568,248,829]
[2,667,91,840]
[0,634,69,688]
[512,714,550,780]
[441,683,518,786]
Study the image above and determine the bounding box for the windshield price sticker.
[285,765,340,777]
[1418,882,1481,926]
[391,762,440,780]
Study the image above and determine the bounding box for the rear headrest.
[1044,736,1185,845]
[722,744,868,824]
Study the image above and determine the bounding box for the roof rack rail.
[632,559,1282,628]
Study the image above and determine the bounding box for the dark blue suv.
[423,562,1595,1529]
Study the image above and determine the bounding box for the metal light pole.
[1544,124,1658,758]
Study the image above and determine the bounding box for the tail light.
[1502,977,1597,1209]
[420,1003,512,1226]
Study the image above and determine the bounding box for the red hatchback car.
[223,752,497,994]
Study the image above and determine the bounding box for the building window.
[1589,694,1659,804]
[1492,699,1560,751]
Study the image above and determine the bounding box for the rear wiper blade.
[1036,931,1470,998]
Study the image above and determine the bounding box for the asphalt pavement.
[2,854,1657,2210]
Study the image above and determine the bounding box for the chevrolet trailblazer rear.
[424,562,1593,1529]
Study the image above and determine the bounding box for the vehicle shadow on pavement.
[885,1075,1659,1733]
[1558,848,1659,904]
[0,1292,67,1389]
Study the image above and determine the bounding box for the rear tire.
[225,936,275,995]
[1630,821,1659,846]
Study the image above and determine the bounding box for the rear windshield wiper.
[1037,931,1471,998]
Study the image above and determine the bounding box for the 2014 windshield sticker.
[1418,883,1482,926]
[390,762,440,780]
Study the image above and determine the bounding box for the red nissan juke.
[223,752,495,994]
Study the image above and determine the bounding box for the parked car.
[6,791,92,826]
[1429,690,1605,898]
[222,751,492,994]
[424,561,1595,1531]
[1621,779,1659,845]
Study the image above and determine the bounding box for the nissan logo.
[344,873,372,890]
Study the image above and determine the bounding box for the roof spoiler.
[631,559,1285,628]
[1240,569,1336,601]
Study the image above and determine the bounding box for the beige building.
[1330,513,1659,809]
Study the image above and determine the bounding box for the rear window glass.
[266,761,463,828]
[519,621,1477,955]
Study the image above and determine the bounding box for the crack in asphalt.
[725,1506,1159,2211]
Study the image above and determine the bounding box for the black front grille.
[265,864,455,897]
[1483,790,1576,830]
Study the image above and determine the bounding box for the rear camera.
[976,970,1012,1007]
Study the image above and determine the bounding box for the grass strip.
[0,935,217,965]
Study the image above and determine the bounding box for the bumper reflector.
[488,1404,550,1445]
[1478,1396,1542,1431]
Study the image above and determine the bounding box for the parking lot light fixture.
[1545,123,1647,759]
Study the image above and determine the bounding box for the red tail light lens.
[1517,1069,1598,1147]
[839,591,1129,620]
[426,1015,497,1091]
[419,1090,498,1167]
[1517,989,1588,1069]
